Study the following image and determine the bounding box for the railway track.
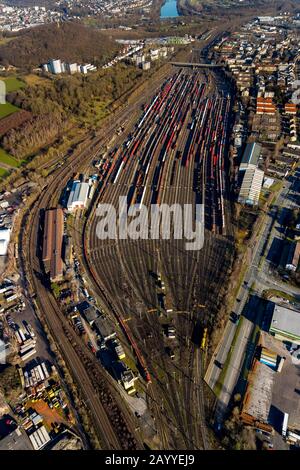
[80,69,235,449]
[18,116,148,449]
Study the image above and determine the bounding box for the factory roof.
[28,425,51,450]
[242,359,275,423]
[83,306,99,325]
[241,142,262,167]
[0,427,33,451]
[67,181,89,210]
[270,304,300,341]
[238,167,264,206]
[42,208,64,281]
[94,315,116,341]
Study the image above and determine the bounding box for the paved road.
[205,169,300,417]
[18,101,149,450]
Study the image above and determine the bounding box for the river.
[160,0,179,19]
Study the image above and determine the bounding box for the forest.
[2,64,144,159]
[0,22,120,68]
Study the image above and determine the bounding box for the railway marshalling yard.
[84,68,235,449]
[21,65,236,450]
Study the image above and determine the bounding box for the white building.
[67,181,90,211]
[0,228,11,256]
[66,63,78,74]
[28,426,51,450]
[49,59,62,74]
[238,167,264,206]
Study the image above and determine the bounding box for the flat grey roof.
[270,304,300,340]
[241,142,262,166]
[83,306,99,323]
[0,428,33,451]
[94,315,116,340]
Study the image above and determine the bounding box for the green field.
[0,148,20,168]
[0,167,8,177]
[2,77,26,93]
[0,102,19,119]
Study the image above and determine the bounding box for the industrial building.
[42,208,64,281]
[28,425,51,450]
[82,305,99,326]
[239,142,262,172]
[0,227,11,256]
[94,315,116,342]
[0,427,33,450]
[238,167,264,206]
[240,359,275,429]
[269,304,300,344]
[67,181,90,212]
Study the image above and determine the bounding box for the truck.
[0,285,12,294]
[277,356,285,373]
[5,293,19,303]
[287,431,300,443]
[282,412,289,438]
[20,342,36,355]
[41,362,50,379]
[37,364,45,382]
[25,323,35,338]
[18,328,26,342]
[20,348,36,362]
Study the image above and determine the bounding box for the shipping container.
[277,356,285,373]
[5,293,18,303]
[41,362,50,379]
[37,364,45,382]
[20,348,36,362]
[18,328,26,342]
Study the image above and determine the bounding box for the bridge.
[170,62,224,68]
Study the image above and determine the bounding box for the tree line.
[0,22,120,69]
[2,63,143,159]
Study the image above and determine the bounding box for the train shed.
[42,208,64,282]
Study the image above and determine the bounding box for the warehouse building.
[28,426,51,450]
[238,167,264,206]
[0,427,33,450]
[239,142,262,172]
[241,359,275,428]
[67,181,90,212]
[82,305,99,326]
[94,315,116,343]
[42,208,64,282]
[269,304,300,344]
